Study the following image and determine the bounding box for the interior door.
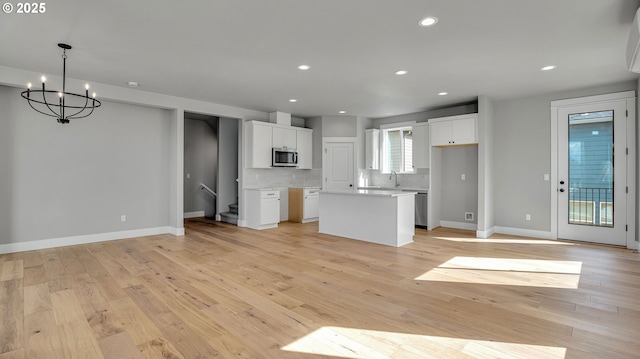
[323,141,354,191]
[557,100,627,245]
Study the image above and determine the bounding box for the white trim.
[550,91,636,108]
[0,227,177,255]
[379,120,416,130]
[184,211,205,218]
[169,227,185,236]
[440,220,478,231]
[494,226,554,240]
[476,227,496,239]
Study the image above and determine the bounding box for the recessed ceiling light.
[395,70,408,75]
[297,65,311,70]
[339,110,346,114]
[541,65,556,71]
[289,99,297,103]
[438,92,448,96]
[418,17,438,27]
[127,81,139,87]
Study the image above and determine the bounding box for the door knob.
[560,181,565,185]
[559,188,565,192]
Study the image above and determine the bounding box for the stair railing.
[199,183,217,198]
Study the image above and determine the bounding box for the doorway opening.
[183,112,239,225]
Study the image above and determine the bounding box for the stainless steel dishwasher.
[415,192,428,229]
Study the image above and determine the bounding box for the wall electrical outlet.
[526,214,531,221]
[186,173,191,179]
[465,212,474,221]
[461,174,466,180]
[121,215,126,222]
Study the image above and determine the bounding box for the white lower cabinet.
[245,189,280,230]
[303,190,320,219]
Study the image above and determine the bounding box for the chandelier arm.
[26,97,61,118]
[63,94,90,120]
[68,104,96,120]
[40,89,62,118]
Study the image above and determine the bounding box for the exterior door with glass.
[556,100,628,246]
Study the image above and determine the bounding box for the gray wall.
[184,118,218,216]
[478,96,495,233]
[440,146,479,224]
[0,85,171,244]
[372,103,477,127]
[218,117,239,215]
[493,81,637,231]
[322,116,357,137]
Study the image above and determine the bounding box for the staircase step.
[220,212,238,225]
[228,203,238,214]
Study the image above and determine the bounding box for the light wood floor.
[1,219,639,359]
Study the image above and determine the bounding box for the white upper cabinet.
[296,129,313,169]
[365,129,380,170]
[245,121,273,168]
[412,123,429,169]
[272,127,297,149]
[429,114,477,146]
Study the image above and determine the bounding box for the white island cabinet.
[245,189,280,230]
[319,190,416,247]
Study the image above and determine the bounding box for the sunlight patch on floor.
[433,236,575,245]
[282,326,566,359]
[415,257,582,288]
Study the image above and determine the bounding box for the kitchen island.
[319,189,416,247]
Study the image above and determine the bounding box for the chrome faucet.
[389,171,399,187]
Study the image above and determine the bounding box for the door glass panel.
[567,111,613,227]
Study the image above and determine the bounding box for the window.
[381,123,414,173]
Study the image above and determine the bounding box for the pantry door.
[323,138,355,191]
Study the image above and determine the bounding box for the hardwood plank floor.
[1,218,639,358]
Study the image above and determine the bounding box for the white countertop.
[320,189,416,197]
[358,186,428,193]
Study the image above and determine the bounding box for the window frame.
[379,121,416,174]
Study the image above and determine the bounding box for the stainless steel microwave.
[272,148,298,167]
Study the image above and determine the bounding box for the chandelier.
[21,43,101,124]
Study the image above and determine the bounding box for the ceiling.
[1,0,639,119]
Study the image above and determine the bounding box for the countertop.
[320,189,417,197]
[358,186,428,193]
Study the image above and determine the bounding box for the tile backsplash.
[358,168,429,189]
[244,168,322,189]
[244,168,427,190]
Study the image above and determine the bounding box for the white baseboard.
[0,226,180,255]
[237,220,247,227]
[440,220,478,231]
[476,226,496,239]
[493,226,553,240]
[184,211,205,218]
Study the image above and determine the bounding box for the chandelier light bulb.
[41,76,46,83]
[85,83,90,90]
[27,82,32,89]
[92,92,96,98]
[58,92,63,98]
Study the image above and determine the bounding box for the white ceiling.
[1,0,639,119]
